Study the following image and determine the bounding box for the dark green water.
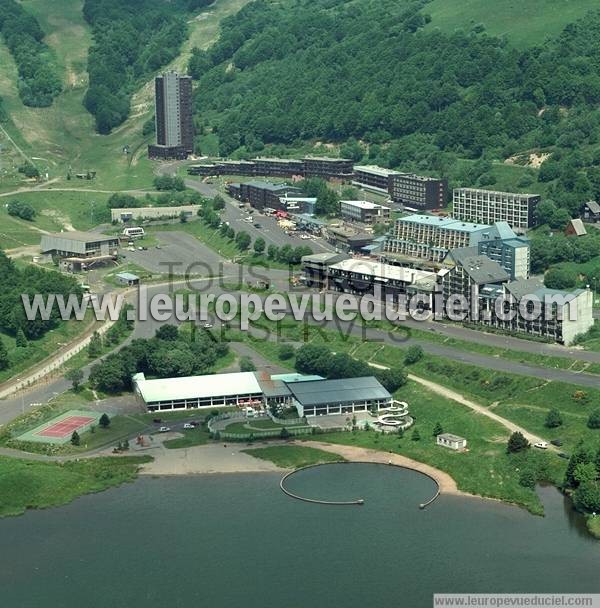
[1,463,598,608]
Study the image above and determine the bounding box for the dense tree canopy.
[0,250,82,341]
[0,0,62,107]
[82,0,214,133]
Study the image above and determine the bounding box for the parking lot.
[121,231,229,275]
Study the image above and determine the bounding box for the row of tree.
[293,343,407,394]
[88,323,229,393]
[0,0,62,107]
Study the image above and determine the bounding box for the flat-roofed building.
[327,257,440,309]
[301,252,349,289]
[253,157,304,177]
[303,156,354,180]
[353,165,400,194]
[227,181,302,211]
[340,200,391,224]
[133,371,264,412]
[327,226,374,252]
[40,231,120,272]
[278,196,317,215]
[111,205,198,223]
[388,173,448,210]
[288,377,392,417]
[437,434,467,450]
[384,214,500,262]
[453,188,541,232]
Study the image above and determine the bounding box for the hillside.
[424,0,600,48]
[188,0,600,216]
[0,0,247,193]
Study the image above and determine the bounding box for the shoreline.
[136,438,475,502]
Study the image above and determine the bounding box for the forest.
[0,251,82,341]
[190,0,600,215]
[82,0,214,133]
[0,0,62,107]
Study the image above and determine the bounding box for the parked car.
[158,426,171,433]
[189,420,200,427]
[254,223,262,228]
[203,322,213,328]
[558,452,570,460]
[152,418,162,424]
[183,423,195,430]
[533,441,548,449]
[550,439,563,447]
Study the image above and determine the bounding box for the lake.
[1,463,598,608]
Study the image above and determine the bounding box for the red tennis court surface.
[36,415,96,438]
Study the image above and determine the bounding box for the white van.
[122,226,145,239]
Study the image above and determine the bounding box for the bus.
[122,226,145,239]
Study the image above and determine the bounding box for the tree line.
[88,323,229,393]
[0,0,62,107]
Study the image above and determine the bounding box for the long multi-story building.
[302,156,354,180]
[384,214,508,263]
[353,165,400,194]
[227,181,302,211]
[253,157,304,177]
[389,173,448,210]
[441,251,594,345]
[148,71,193,160]
[340,200,391,224]
[452,188,541,232]
[188,156,354,180]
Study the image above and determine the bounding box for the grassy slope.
[243,445,345,469]
[425,0,600,48]
[0,455,150,517]
[0,0,251,194]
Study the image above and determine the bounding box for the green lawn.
[163,426,211,450]
[424,0,599,48]
[0,455,151,517]
[304,382,565,514]
[243,445,345,469]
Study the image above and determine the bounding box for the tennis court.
[17,410,103,445]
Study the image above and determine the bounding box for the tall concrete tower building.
[148,71,194,160]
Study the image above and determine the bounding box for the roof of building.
[253,157,303,164]
[287,377,391,406]
[301,252,348,264]
[493,221,518,240]
[329,258,437,284]
[133,371,262,403]
[398,214,491,232]
[340,200,390,211]
[271,373,325,383]
[115,272,139,281]
[438,433,466,442]
[585,200,600,214]
[504,278,544,300]
[303,156,351,162]
[566,218,587,236]
[244,181,298,192]
[354,165,401,177]
[451,252,509,284]
[454,187,540,200]
[43,231,118,243]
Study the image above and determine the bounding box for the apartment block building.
[148,71,194,160]
[388,174,448,210]
[227,181,302,211]
[339,200,391,224]
[384,215,503,262]
[253,157,304,177]
[302,156,354,180]
[353,165,400,193]
[452,188,541,232]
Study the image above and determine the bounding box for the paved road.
[157,160,336,254]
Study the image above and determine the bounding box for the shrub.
[545,409,563,428]
[507,431,529,453]
[587,409,600,430]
